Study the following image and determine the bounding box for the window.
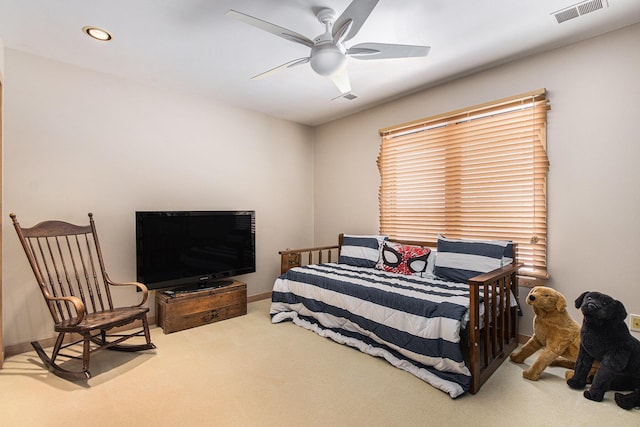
[378,89,550,280]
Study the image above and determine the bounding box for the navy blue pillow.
[338,234,387,268]
[434,236,512,282]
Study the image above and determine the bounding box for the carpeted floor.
[0,299,637,426]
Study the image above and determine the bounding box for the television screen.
[136,211,255,291]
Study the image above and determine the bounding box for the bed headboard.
[282,234,516,275]
[338,233,437,251]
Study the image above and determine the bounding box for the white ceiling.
[1,0,640,126]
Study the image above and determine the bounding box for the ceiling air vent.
[333,92,358,101]
[552,0,607,24]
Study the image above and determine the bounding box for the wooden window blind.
[378,89,550,279]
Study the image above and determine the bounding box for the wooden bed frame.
[279,234,521,394]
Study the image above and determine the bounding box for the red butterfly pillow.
[377,241,431,276]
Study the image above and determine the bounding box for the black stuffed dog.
[567,291,640,409]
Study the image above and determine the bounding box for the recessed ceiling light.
[82,26,112,41]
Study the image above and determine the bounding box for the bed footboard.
[467,263,522,394]
[279,245,339,274]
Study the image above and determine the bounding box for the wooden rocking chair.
[10,212,156,380]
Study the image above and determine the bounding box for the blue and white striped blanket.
[270,263,474,398]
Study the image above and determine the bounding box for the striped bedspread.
[270,263,475,398]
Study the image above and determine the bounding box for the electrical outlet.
[631,314,640,332]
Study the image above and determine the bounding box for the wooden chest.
[156,280,247,334]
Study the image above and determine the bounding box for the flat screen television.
[135,210,255,291]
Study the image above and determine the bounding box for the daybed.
[270,234,521,398]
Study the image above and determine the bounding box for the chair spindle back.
[11,213,114,325]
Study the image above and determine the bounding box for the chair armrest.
[45,295,86,325]
[106,279,150,307]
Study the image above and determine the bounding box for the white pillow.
[338,234,387,268]
[434,235,512,282]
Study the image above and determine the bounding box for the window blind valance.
[378,89,550,279]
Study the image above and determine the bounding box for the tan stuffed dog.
[510,286,585,380]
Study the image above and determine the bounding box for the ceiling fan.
[226,0,430,97]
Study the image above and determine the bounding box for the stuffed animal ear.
[575,291,590,309]
[556,293,567,312]
[615,300,628,322]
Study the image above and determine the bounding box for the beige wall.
[313,23,640,338]
[2,50,314,347]
[0,37,4,76]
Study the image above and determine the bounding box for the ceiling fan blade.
[251,57,310,80]
[347,42,430,60]
[226,10,314,48]
[332,19,353,44]
[327,68,352,95]
[333,0,380,42]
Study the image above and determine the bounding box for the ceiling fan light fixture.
[310,43,347,76]
[83,26,112,41]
